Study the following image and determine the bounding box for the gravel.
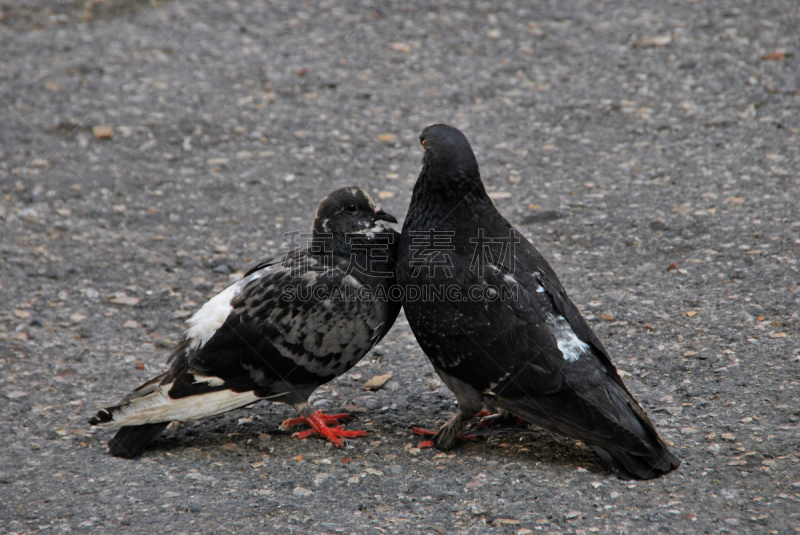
[1,0,798,533]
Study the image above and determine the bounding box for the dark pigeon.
[90,187,400,458]
[398,124,680,480]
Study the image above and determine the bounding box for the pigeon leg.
[432,411,471,450]
[283,405,367,447]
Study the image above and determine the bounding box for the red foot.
[281,412,353,428]
[411,427,479,448]
[281,410,366,447]
[412,428,436,449]
[474,410,529,429]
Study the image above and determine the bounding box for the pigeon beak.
[373,206,398,224]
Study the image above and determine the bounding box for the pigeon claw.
[283,410,366,447]
[412,428,436,449]
[411,427,479,448]
[281,411,353,429]
[474,410,530,429]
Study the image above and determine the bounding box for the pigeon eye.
[345,204,357,214]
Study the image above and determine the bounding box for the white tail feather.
[98,383,261,427]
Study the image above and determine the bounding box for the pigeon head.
[418,124,484,198]
[312,187,397,255]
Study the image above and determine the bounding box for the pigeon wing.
[176,252,389,401]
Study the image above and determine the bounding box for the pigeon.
[397,124,680,480]
[90,187,400,458]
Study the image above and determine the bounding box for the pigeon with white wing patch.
[90,187,400,458]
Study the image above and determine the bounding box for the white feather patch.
[185,284,238,349]
[351,222,386,238]
[193,375,226,387]
[184,268,271,348]
[545,313,590,363]
[99,383,260,427]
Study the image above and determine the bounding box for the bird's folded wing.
[409,265,567,396]
[177,253,386,395]
[491,249,666,442]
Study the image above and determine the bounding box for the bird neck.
[409,167,488,217]
[310,233,349,258]
[310,229,397,274]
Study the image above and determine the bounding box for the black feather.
[108,424,170,459]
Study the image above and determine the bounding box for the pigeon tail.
[589,443,681,480]
[496,396,680,480]
[108,423,170,459]
[89,383,261,428]
[88,383,263,458]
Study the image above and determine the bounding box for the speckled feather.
[179,248,398,398]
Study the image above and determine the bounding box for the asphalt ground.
[1,1,799,533]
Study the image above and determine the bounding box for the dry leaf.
[362,373,392,391]
[762,50,786,61]
[109,293,140,307]
[667,262,677,271]
[378,133,397,142]
[92,125,113,140]
[599,314,614,321]
[389,42,411,53]
[686,311,698,317]
[638,34,672,47]
[377,190,395,199]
